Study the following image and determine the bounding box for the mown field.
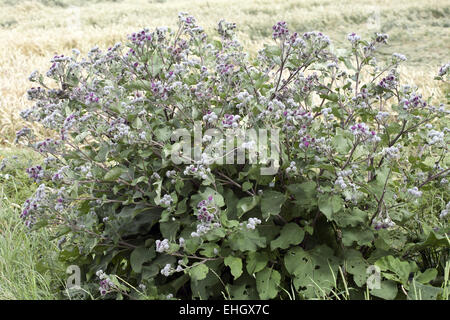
[0,0,449,145]
[0,0,449,299]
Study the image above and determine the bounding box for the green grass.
[0,148,64,299]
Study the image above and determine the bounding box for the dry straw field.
[0,0,449,145]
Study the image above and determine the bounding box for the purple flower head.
[272,21,289,40]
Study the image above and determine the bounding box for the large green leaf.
[334,208,367,227]
[343,249,368,287]
[256,268,281,300]
[104,167,126,181]
[342,226,374,246]
[407,281,443,300]
[403,230,450,253]
[246,252,269,275]
[375,255,418,285]
[270,223,305,250]
[414,268,438,284]
[130,246,156,273]
[370,280,398,300]
[228,230,266,252]
[224,256,243,280]
[318,195,343,220]
[261,191,286,219]
[236,196,259,218]
[284,245,339,298]
[332,129,352,154]
[189,263,209,281]
[286,181,317,206]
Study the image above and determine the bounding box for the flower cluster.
[381,146,400,161]
[392,53,407,62]
[15,127,32,143]
[191,196,221,237]
[372,216,396,230]
[96,270,115,296]
[439,202,450,219]
[161,263,174,277]
[407,187,423,198]
[427,129,445,145]
[285,161,298,176]
[35,138,60,153]
[183,164,211,180]
[334,169,354,190]
[245,217,262,230]
[347,32,360,44]
[128,29,152,46]
[156,239,170,253]
[272,21,289,40]
[378,70,397,90]
[400,92,426,110]
[222,114,241,128]
[437,62,449,77]
[350,123,380,143]
[202,111,218,124]
[196,196,216,222]
[160,194,174,206]
[21,184,47,227]
[26,165,44,183]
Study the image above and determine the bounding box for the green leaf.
[246,252,268,275]
[224,256,243,280]
[74,131,90,143]
[242,181,252,191]
[370,280,398,300]
[407,281,443,300]
[104,167,126,181]
[133,117,143,130]
[95,144,110,162]
[256,268,281,300]
[226,273,259,300]
[189,263,209,281]
[131,176,147,186]
[319,93,339,102]
[286,181,317,206]
[261,191,285,219]
[343,249,368,287]
[130,246,156,273]
[155,127,172,142]
[287,181,316,197]
[160,221,180,241]
[334,208,367,227]
[270,223,305,250]
[404,230,450,253]
[414,269,438,284]
[199,243,220,258]
[141,265,159,279]
[342,226,374,246]
[236,196,259,218]
[150,54,164,77]
[228,230,266,252]
[318,195,343,220]
[332,129,352,154]
[284,245,339,298]
[375,255,418,285]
